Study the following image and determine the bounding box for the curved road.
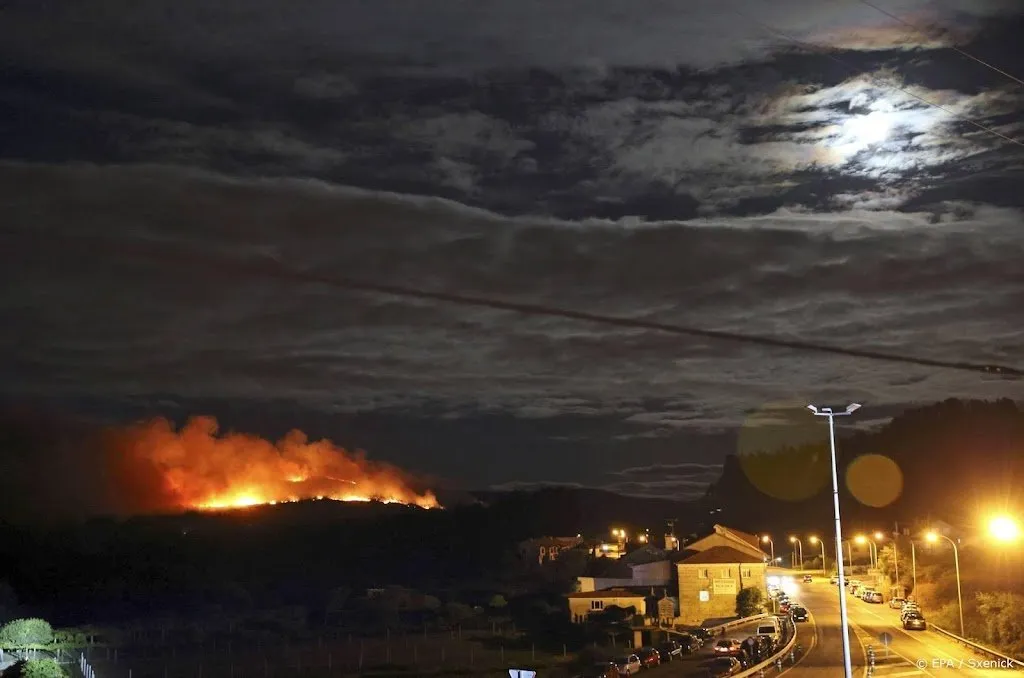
[784,575,1019,678]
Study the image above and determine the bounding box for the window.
[723,568,732,578]
[539,546,546,555]
[742,568,752,577]
[591,600,604,610]
[698,568,709,578]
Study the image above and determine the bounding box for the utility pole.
[893,521,901,595]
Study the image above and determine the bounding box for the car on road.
[779,600,792,613]
[903,611,927,630]
[803,574,813,583]
[791,605,809,621]
[612,654,642,675]
[865,591,883,604]
[577,662,619,678]
[889,597,906,609]
[714,638,744,657]
[830,575,838,584]
[658,639,684,661]
[708,657,743,677]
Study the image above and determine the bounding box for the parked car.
[866,592,884,604]
[658,640,684,661]
[756,623,781,648]
[676,634,701,653]
[714,639,744,657]
[779,600,792,613]
[612,654,642,675]
[791,605,809,621]
[577,662,619,678]
[708,657,743,677]
[803,574,813,583]
[637,647,661,668]
[830,576,839,585]
[889,597,906,609]
[903,611,927,630]
[692,628,713,645]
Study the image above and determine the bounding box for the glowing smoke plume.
[112,416,440,511]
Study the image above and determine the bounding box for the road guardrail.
[706,613,771,633]
[930,624,1024,669]
[733,618,799,678]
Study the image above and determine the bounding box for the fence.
[71,630,574,678]
[930,624,1024,669]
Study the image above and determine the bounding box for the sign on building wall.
[712,579,737,595]
[699,590,710,602]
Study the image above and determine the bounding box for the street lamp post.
[808,402,860,678]
[809,536,827,576]
[855,535,878,569]
[790,536,804,570]
[926,531,964,636]
[910,541,917,594]
[762,536,775,563]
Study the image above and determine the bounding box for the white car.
[612,654,642,675]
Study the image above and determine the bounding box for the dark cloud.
[1,0,1023,493]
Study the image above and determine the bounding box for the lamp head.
[925,531,939,544]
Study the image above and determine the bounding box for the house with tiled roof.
[565,587,649,624]
[675,525,770,626]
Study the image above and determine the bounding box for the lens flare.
[846,454,903,507]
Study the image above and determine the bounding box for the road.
[785,574,1020,678]
[653,619,778,677]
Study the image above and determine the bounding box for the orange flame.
[113,416,440,511]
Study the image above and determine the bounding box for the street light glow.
[789,536,797,543]
[988,515,1021,542]
[762,536,771,543]
[925,531,939,543]
[854,535,867,544]
[874,531,885,541]
[809,536,819,544]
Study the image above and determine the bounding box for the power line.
[4,229,1021,378]
[853,0,1024,89]
[726,6,1024,151]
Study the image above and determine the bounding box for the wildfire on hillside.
[111,416,440,511]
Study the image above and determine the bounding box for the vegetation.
[735,587,764,617]
[18,658,66,678]
[0,619,54,649]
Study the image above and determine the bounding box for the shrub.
[20,658,66,678]
[736,587,764,617]
[0,619,54,648]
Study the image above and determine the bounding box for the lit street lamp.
[926,531,964,636]
[809,536,827,576]
[761,535,775,563]
[854,534,878,569]
[790,536,804,570]
[807,402,860,678]
[988,515,1021,543]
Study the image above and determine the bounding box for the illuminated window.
[591,600,604,610]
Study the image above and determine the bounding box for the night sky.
[1,0,1022,501]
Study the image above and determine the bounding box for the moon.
[842,112,891,147]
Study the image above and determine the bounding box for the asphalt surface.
[785,574,1020,678]
[649,619,777,677]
